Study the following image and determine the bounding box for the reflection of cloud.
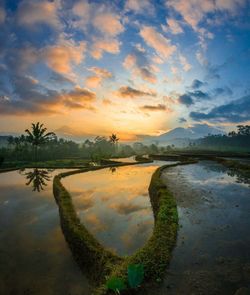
[72,189,95,211]
[121,219,153,250]
[109,202,147,215]
[85,213,107,233]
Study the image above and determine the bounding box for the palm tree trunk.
[34,145,38,162]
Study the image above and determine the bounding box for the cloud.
[191,79,205,89]
[85,67,112,88]
[167,0,246,30]
[178,94,194,106]
[116,86,156,98]
[167,0,246,51]
[212,87,233,96]
[17,0,61,29]
[190,90,210,100]
[123,47,157,83]
[140,26,176,60]
[179,54,191,71]
[72,0,91,28]
[91,38,121,59]
[140,104,169,112]
[89,67,112,78]
[0,7,5,24]
[178,90,210,106]
[42,38,86,75]
[125,0,155,14]
[85,76,102,88]
[190,95,250,123]
[93,12,124,37]
[179,117,187,123]
[0,75,96,115]
[166,18,184,34]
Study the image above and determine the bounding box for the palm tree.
[25,122,55,162]
[109,134,119,154]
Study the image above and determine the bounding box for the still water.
[1,160,249,295]
[62,161,170,256]
[153,161,250,295]
[0,168,90,295]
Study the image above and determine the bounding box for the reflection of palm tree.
[25,122,55,161]
[23,168,51,192]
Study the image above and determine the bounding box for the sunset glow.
[0,0,250,140]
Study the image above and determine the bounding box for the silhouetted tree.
[25,122,55,161]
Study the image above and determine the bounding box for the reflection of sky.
[0,169,90,295]
[172,161,249,188]
[62,163,166,255]
[158,161,250,295]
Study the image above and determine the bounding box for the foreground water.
[1,160,249,295]
[62,161,169,256]
[153,161,250,295]
[0,169,90,295]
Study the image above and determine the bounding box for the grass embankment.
[53,159,196,294]
[0,167,19,174]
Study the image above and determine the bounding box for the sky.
[0,0,250,141]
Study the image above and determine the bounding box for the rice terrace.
[0,1,250,295]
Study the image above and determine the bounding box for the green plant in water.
[106,264,144,293]
[106,277,126,294]
[128,264,144,288]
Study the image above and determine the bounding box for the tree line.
[0,122,163,165]
[195,125,250,151]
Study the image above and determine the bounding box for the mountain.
[143,124,225,147]
[54,125,96,142]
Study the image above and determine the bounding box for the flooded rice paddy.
[153,161,250,295]
[62,161,169,256]
[0,159,249,295]
[0,168,90,295]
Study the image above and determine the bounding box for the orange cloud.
[85,76,102,88]
[91,38,120,59]
[89,67,112,78]
[166,18,184,34]
[42,40,86,75]
[17,0,61,29]
[116,86,156,98]
[140,104,171,112]
[93,12,124,36]
[140,26,176,60]
[123,53,157,84]
[125,0,155,14]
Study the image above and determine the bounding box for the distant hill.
[142,124,225,147]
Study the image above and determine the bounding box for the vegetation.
[194,125,250,152]
[25,122,56,161]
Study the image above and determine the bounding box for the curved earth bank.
[53,160,196,294]
[148,160,250,295]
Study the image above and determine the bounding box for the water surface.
[62,161,172,255]
[0,169,90,295]
[153,161,250,295]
